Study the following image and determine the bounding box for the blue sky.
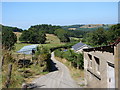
[2,2,118,29]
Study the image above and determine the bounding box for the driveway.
[32,52,79,88]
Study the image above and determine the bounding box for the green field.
[14,43,34,52]
[14,33,65,52]
[46,34,61,44]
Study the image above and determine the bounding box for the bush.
[34,46,51,71]
[54,49,84,69]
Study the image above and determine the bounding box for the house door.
[107,63,115,88]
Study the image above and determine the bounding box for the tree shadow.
[18,59,32,68]
[48,59,58,72]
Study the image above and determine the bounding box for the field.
[14,33,65,52]
[46,34,61,44]
[14,43,34,52]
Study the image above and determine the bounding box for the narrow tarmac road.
[32,52,79,88]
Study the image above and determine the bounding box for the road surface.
[32,52,79,88]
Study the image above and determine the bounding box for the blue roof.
[17,45,38,54]
[72,42,90,51]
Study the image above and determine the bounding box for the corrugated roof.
[72,42,90,50]
[17,45,38,54]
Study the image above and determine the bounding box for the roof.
[17,45,38,54]
[112,37,120,46]
[83,37,120,52]
[83,45,114,53]
[72,42,91,51]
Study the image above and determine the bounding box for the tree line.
[2,24,120,50]
[2,25,23,32]
[82,24,120,46]
[19,24,71,43]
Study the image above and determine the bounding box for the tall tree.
[54,29,70,42]
[83,28,107,46]
[2,29,17,50]
[107,24,120,43]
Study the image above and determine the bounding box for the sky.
[2,2,118,29]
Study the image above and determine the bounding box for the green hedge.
[54,49,84,69]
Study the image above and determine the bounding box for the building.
[83,38,120,88]
[17,45,38,54]
[72,42,91,53]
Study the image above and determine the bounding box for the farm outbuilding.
[72,42,91,53]
[17,45,38,54]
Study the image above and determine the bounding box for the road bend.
[32,52,79,88]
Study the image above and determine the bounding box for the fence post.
[0,56,4,70]
[5,64,12,88]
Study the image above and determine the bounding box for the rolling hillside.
[45,34,61,44]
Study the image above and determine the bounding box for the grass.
[2,58,49,88]
[2,63,24,88]
[14,43,34,52]
[70,37,81,41]
[24,65,49,83]
[41,43,65,48]
[14,43,65,53]
[54,57,85,87]
[14,33,65,52]
[13,32,22,43]
[46,34,61,44]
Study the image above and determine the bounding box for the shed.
[17,45,38,54]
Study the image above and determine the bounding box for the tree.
[2,25,23,32]
[76,54,83,69]
[54,29,70,42]
[2,29,17,50]
[106,24,120,43]
[29,31,46,44]
[83,28,107,46]
[19,30,31,42]
[19,30,46,44]
[28,24,61,34]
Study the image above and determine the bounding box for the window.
[88,54,92,68]
[94,57,100,74]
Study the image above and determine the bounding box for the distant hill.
[62,24,114,31]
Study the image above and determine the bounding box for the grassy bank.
[2,62,48,88]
